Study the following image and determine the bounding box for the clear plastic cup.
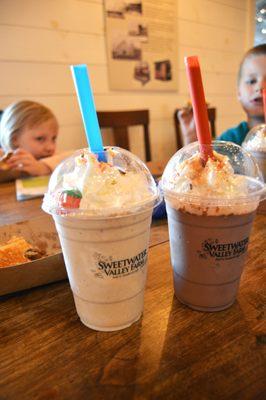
[43,146,160,331]
[242,124,266,181]
[161,141,265,312]
[243,124,266,213]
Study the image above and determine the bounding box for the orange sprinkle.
[99,162,112,172]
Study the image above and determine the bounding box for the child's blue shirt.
[218,121,249,146]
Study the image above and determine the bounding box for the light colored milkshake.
[43,147,160,331]
[161,141,265,311]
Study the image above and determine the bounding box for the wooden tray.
[0,215,67,296]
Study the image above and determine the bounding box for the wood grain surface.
[0,208,265,399]
[0,182,44,225]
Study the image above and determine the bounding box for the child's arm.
[6,149,51,176]
[40,151,73,172]
[177,108,197,145]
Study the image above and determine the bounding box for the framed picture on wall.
[104,0,178,91]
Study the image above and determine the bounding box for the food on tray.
[0,152,13,170]
[0,236,45,267]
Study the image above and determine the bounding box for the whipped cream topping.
[166,151,248,198]
[162,151,262,216]
[48,148,157,215]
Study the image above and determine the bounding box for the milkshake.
[161,141,265,312]
[42,147,160,331]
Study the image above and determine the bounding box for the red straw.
[184,56,213,162]
[263,87,266,123]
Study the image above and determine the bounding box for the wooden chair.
[97,110,152,161]
[174,107,216,149]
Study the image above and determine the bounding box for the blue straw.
[70,64,106,161]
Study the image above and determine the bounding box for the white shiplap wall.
[0,0,252,161]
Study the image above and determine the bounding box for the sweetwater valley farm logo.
[93,249,148,278]
[198,237,249,261]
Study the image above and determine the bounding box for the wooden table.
[0,183,265,399]
[0,181,44,225]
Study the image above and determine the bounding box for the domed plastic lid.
[161,141,265,215]
[242,124,266,152]
[42,146,160,218]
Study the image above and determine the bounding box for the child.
[178,44,266,146]
[0,100,69,176]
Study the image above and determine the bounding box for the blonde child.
[178,44,266,146]
[0,100,69,176]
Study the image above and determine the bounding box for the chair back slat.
[97,110,151,161]
[173,107,216,149]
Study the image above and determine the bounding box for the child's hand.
[177,108,197,145]
[6,149,51,176]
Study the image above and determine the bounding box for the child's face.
[14,118,58,159]
[238,54,266,118]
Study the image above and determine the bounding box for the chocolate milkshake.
[161,141,265,312]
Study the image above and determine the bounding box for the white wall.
[0,0,252,161]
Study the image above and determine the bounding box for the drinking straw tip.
[184,55,213,162]
[71,63,87,69]
[184,56,199,68]
[70,63,105,158]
